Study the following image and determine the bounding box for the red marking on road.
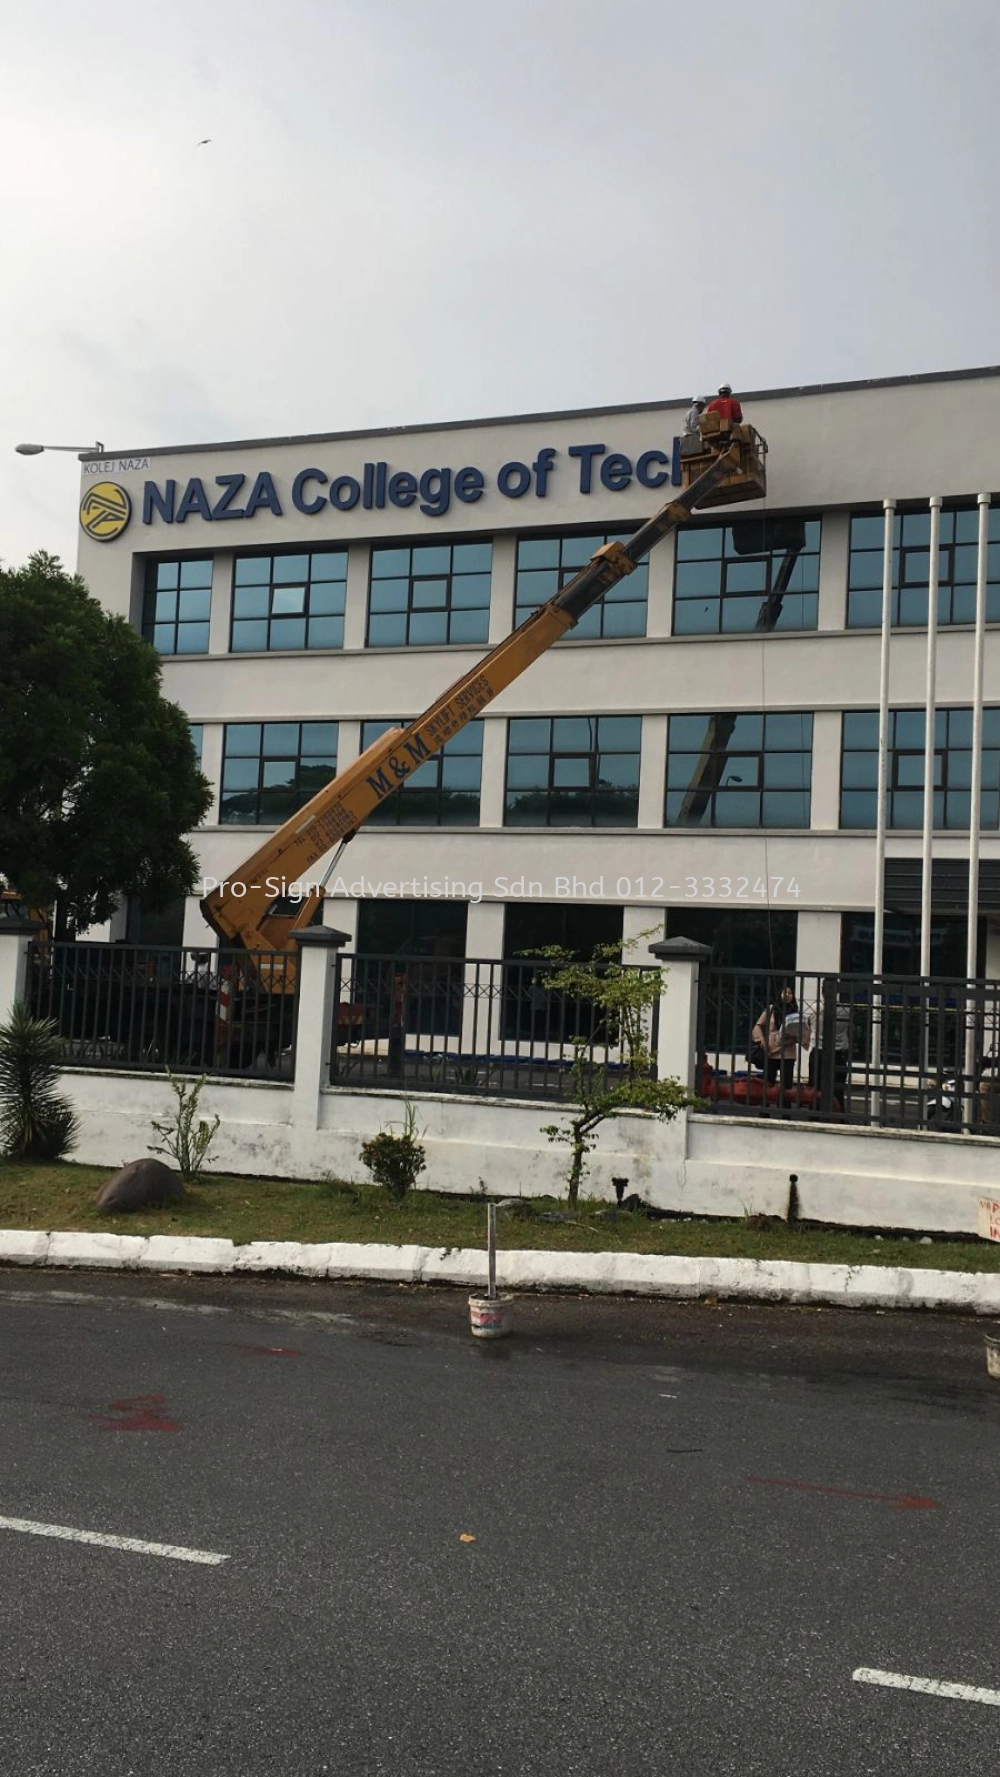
[225,1343,302,1357]
[747,1476,939,1511]
[89,1394,180,1433]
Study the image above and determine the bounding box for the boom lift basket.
[678,416,767,508]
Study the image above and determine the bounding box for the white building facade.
[75,367,1000,979]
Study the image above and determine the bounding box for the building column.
[291,926,350,1131]
[645,532,676,639]
[638,714,667,830]
[337,719,362,773]
[461,899,506,1055]
[810,711,842,831]
[479,717,508,828]
[623,903,664,951]
[199,722,224,825]
[817,512,849,632]
[208,551,234,654]
[342,543,370,651]
[0,927,36,1020]
[796,910,842,975]
[649,935,710,1089]
[488,536,517,643]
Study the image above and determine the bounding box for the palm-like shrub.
[0,1002,79,1160]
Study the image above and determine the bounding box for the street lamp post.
[16,441,105,456]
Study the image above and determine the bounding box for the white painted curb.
[0,1228,997,1313]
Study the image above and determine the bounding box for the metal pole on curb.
[487,1203,497,1300]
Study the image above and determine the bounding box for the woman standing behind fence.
[807,982,851,1110]
[750,985,811,1092]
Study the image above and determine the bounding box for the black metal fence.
[328,954,661,1101]
[28,942,298,1079]
[700,966,1000,1134]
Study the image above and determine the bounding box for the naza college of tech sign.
[78,438,684,540]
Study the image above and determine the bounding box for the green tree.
[0,553,210,931]
[534,935,697,1206]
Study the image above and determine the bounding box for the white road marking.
[853,1667,1000,1707]
[0,1515,228,1566]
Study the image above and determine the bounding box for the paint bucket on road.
[469,1293,513,1339]
[985,1333,1000,1379]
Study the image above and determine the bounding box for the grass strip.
[0,1161,996,1273]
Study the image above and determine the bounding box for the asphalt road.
[0,1272,998,1775]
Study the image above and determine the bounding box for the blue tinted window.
[229,550,347,652]
[514,531,648,639]
[672,516,820,635]
[360,719,483,826]
[220,721,338,825]
[367,542,491,646]
[665,712,812,828]
[143,559,213,654]
[840,706,1000,827]
[505,716,640,827]
[847,505,1000,628]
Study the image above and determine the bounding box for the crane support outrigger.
[201,420,768,973]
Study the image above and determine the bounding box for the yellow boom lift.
[202,419,768,975]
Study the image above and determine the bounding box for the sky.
[2,0,998,571]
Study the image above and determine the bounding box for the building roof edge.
[83,365,1000,462]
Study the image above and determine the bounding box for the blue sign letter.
[244,472,283,518]
[388,471,417,508]
[418,467,452,518]
[600,452,632,492]
[329,475,361,511]
[143,480,176,524]
[636,449,670,490]
[455,466,484,504]
[293,468,328,515]
[498,461,531,498]
[568,443,605,494]
[532,448,556,497]
[175,478,213,523]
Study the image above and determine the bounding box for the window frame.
[839,706,1000,830]
[504,715,642,829]
[665,711,814,829]
[359,718,484,827]
[672,514,822,636]
[513,528,650,640]
[219,720,339,827]
[366,538,493,648]
[846,503,1000,630]
[142,558,213,655]
[229,548,349,653]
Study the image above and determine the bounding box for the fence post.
[291,927,351,1131]
[0,922,40,1022]
[648,937,711,1091]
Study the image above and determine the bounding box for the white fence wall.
[0,928,993,1234]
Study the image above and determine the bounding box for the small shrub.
[532,934,695,1205]
[150,1072,220,1185]
[359,1102,426,1201]
[0,1001,79,1160]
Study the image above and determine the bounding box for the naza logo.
[80,481,132,542]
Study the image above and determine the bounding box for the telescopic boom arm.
[201,435,762,957]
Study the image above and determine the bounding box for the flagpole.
[963,494,990,1125]
[872,498,895,1121]
[919,497,942,979]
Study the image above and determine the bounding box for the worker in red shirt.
[706,383,743,423]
